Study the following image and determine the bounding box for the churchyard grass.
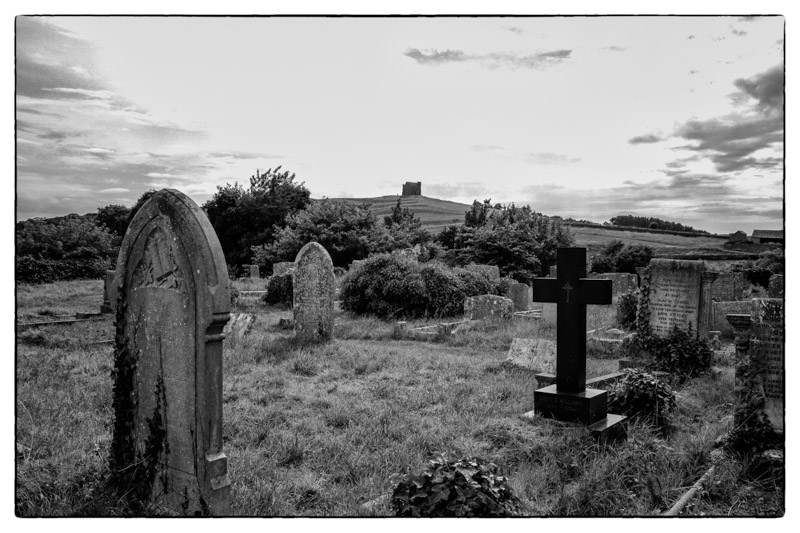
[16,279,781,516]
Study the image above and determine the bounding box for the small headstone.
[507,282,532,312]
[504,338,556,373]
[644,259,717,339]
[293,242,335,342]
[273,261,295,276]
[249,264,260,278]
[549,265,557,278]
[768,274,784,298]
[110,189,231,515]
[463,294,513,320]
[101,269,116,313]
[465,263,500,281]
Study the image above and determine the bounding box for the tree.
[590,240,653,273]
[202,167,311,268]
[251,198,388,269]
[384,198,431,249]
[96,204,131,239]
[464,199,494,228]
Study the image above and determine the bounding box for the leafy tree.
[203,167,311,268]
[608,214,707,234]
[251,198,388,269]
[590,240,652,274]
[437,203,573,283]
[96,204,131,239]
[383,198,431,249]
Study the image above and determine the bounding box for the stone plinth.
[534,385,608,425]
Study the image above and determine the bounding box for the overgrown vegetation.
[607,369,677,429]
[620,326,713,380]
[339,254,504,319]
[390,455,522,517]
[263,271,293,307]
[617,290,639,329]
[436,200,574,283]
[590,240,653,274]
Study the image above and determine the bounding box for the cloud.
[504,26,524,34]
[525,152,581,165]
[628,133,663,144]
[732,29,747,36]
[733,65,784,113]
[403,48,572,70]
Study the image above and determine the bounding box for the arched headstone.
[110,189,231,515]
[293,242,335,342]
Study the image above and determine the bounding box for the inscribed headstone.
[750,298,784,429]
[504,338,556,373]
[507,282,532,312]
[463,294,513,320]
[646,259,715,338]
[293,242,335,342]
[110,189,231,515]
[273,261,295,276]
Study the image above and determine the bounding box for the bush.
[339,254,505,319]
[617,290,639,329]
[390,455,522,517]
[16,256,112,284]
[607,368,676,428]
[263,272,294,306]
[230,285,240,306]
[590,240,653,274]
[649,326,713,378]
[744,268,773,288]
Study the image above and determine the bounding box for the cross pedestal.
[527,248,627,441]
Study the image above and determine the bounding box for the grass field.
[15,279,783,517]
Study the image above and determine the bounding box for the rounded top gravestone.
[111,189,231,515]
[293,241,335,342]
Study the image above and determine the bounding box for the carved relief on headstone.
[111,189,231,515]
[293,242,335,342]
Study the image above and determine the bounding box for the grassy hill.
[328,195,472,232]
[327,194,756,261]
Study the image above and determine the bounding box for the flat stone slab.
[504,338,556,373]
[588,413,628,443]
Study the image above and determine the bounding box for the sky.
[15,14,785,235]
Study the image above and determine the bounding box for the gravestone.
[465,263,500,281]
[101,269,116,313]
[504,338,556,373]
[273,261,295,276]
[711,271,745,301]
[249,265,260,279]
[590,273,638,301]
[507,282,532,312]
[768,274,784,298]
[293,242,335,342]
[645,259,717,339]
[463,294,513,320]
[110,189,231,515]
[549,265,557,278]
[528,248,625,439]
[750,298,784,430]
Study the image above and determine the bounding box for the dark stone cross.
[531,247,612,393]
[529,248,627,439]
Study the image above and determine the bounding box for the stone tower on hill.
[402,181,421,196]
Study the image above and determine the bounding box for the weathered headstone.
[711,271,745,301]
[528,248,625,440]
[463,294,513,320]
[110,189,231,515]
[590,273,638,301]
[293,242,335,342]
[507,282,532,312]
[750,298,784,430]
[768,274,784,298]
[273,261,295,276]
[101,269,116,313]
[249,264,260,279]
[549,265,557,278]
[644,259,717,339]
[465,263,500,281]
[504,338,555,373]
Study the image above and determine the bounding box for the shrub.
[649,326,713,378]
[390,455,522,517]
[263,272,293,306]
[339,254,503,319]
[607,369,676,428]
[590,240,653,274]
[617,290,639,329]
[16,256,112,284]
[230,285,240,306]
[744,268,773,288]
